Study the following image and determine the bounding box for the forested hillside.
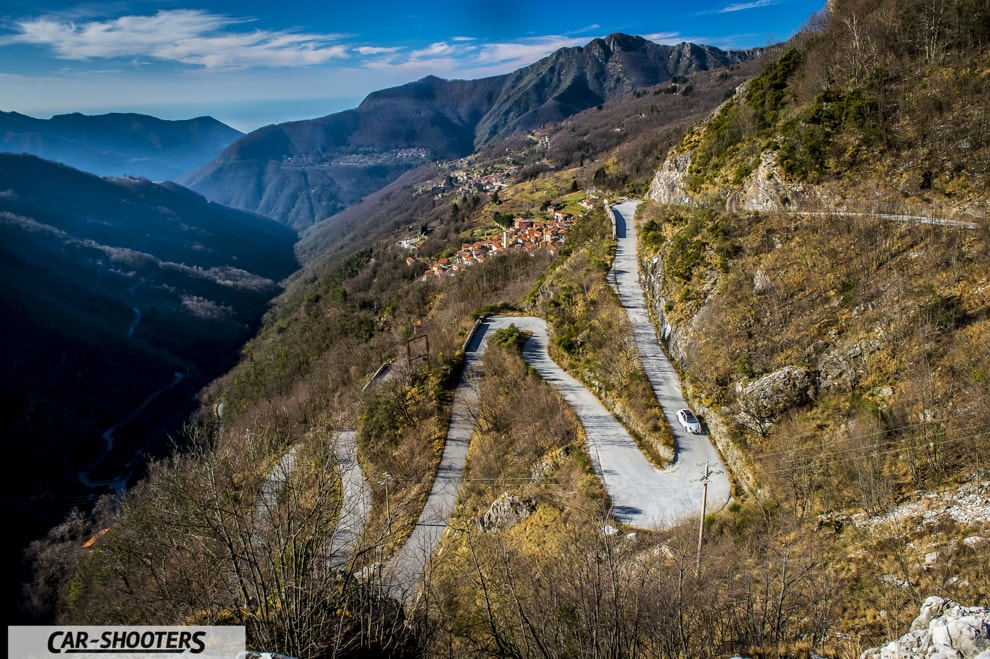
[1,154,297,623]
[23,1,990,657]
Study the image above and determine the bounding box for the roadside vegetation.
[530,205,675,465]
[678,0,990,214]
[639,196,990,650]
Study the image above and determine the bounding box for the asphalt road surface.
[610,200,731,514]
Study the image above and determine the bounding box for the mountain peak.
[184,34,760,228]
[600,32,650,50]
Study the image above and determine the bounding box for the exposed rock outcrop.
[477,493,535,533]
[853,482,990,533]
[729,149,814,212]
[860,596,990,659]
[818,338,882,393]
[735,366,816,434]
[647,152,694,205]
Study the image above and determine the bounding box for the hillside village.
[404,199,592,278]
[414,154,517,199]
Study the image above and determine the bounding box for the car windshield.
[683,411,697,422]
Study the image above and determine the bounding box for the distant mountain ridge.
[0,111,243,181]
[182,34,760,229]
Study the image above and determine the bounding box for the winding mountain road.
[611,200,731,511]
[79,371,185,491]
[329,430,372,569]
[382,200,733,599]
[255,430,371,569]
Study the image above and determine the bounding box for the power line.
[754,407,988,461]
[773,418,990,467]
[759,426,990,477]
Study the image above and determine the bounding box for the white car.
[676,408,702,434]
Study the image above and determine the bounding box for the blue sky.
[0,0,827,132]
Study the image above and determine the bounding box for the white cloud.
[712,0,780,13]
[357,34,595,83]
[472,37,589,67]
[642,32,684,44]
[376,35,592,76]
[3,9,351,69]
[409,41,457,59]
[355,46,401,56]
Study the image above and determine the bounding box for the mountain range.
[181,35,760,229]
[0,111,242,181]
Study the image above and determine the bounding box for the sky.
[0,0,827,133]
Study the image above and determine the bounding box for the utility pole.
[696,461,722,575]
[381,472,393,535]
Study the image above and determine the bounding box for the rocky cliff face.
[729,149,816,212]
[646,152,694,206]
[645,75,824,215]
[860,597,990,659]
[647,141,817,213]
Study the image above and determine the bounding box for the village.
[414,154,516,199]
[402,194,599,278]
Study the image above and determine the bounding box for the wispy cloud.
[2,7,609,80]
[3,9,351,68]
[472,37,589,67]
[697,0,781,14]
[389,35,592,71]
[355,46,401,56]
[355,33,593,84]
[409,41,458,59]
[642,32,684,44]
[722,0,780,11]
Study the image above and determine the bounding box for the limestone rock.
[861,596,990,659]
[735,366,816,433]
[647,152,693,205]
[477,493,535,533]
[818,339,881,393]
[753,268,771,293]
[963,536,988,550]
[732,150,807,211]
